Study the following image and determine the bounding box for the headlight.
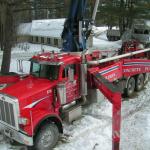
[19,117,30,125]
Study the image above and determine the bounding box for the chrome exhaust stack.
[80,51,88,104]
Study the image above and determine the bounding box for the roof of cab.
[31,52,81,65]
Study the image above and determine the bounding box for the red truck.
[0,48,149,150]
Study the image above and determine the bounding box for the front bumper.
[1,123,33,146]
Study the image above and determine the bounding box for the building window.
[41,37,44,43]
[54,39,58,46]
[36,37,38,43]
[31,36,34,42]
[47,38,51,45]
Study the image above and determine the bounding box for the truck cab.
[0,52,87,150]
[0,50,103,149]
[30,52,82,105]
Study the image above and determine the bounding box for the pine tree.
[98,0,150,35]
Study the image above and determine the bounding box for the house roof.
[18,18,65,38]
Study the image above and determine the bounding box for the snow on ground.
[0,26,150,150]
[93,32,122,50]
[55,92,112,150]
[121,83,150,150]
[54,82,150,150]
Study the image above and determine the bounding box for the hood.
[1,76,57,109]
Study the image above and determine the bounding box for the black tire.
[32,123,59,150]
[125,77,135,97]
[135,74,144,91]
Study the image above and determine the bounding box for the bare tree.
[0,0,30,74]
[1,2,14,74]
[0,0,66,74]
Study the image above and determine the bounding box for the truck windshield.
[30,62,59,80]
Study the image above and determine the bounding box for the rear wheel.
[125,77,135,97]
[135,74,144,91]
[32,123,59,150]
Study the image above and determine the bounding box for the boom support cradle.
[91,73,121,150]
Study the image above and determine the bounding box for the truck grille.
[0,94,19,130]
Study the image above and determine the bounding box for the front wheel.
[33,123,59,150]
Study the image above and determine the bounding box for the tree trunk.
[1,5,13,74]
[119,0,126,36]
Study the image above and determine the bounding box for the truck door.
[62,64,80,103]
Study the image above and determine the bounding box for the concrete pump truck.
[0,0,149,150]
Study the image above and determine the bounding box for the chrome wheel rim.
[40,130,53,148]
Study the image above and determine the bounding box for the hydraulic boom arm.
[62,0,88,52]
[62,0,100,52]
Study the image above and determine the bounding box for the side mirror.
[68,68,74,82]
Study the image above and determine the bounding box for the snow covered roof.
[18,23,32,35]
[18,18,65,38]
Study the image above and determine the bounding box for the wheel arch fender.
[34,114,63,136]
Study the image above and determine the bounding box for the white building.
[18,19,65,48]
[17,18,93,48]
